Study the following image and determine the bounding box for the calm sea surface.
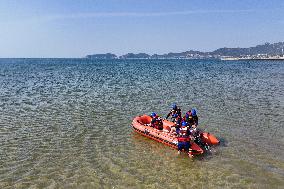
[0,58,283,188]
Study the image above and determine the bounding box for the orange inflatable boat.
[132,115,205,155]
[200,132,219,146]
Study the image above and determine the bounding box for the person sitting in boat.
[166,104,181,122]
[150,112,163,130]
[177,121,193,157]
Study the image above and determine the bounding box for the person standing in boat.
[150,112,163,130]
[177,121,193,158]
[191,108,198,126]
[166,104,181,122]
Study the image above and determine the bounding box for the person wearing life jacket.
[166,104,182,122]
[150,112,163,130]
[191,108,198,126]
[183,111,194,127]
[177,121,193,157]
[185,110,192,117]
[155,116,163,130]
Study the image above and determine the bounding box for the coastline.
[221,57,284,61]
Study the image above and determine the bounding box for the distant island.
[85,42,284,60]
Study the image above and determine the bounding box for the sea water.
[0,58,283,188]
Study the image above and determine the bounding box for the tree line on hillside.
[85,42,284,59]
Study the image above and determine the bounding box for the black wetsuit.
[166,108,181,121]
[192,115,198,126]
[151,117,163,130]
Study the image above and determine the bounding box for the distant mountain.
[119,53,150,59]
[86,53,117,59]
[150,50,212,59]
[212,42,284,56]
[85,42,284,59]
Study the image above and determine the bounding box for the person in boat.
[191,109,198,126]
[177,121,193,157]
[183,109,198,127]
[150,112,163,130]
[170,114,182,134]
[166,104,181,122]
[175,115,182,129]
[189,124,198,138]
[183,112,193,126]
[189,125,210,151]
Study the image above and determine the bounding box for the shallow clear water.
[0,58,283,188]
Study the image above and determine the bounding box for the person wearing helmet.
[183,111,194,127]
[166,104,181,122]
[191,108,198,126]
[183,108,198,127]
[150,112,157,118]
[149,112,163,130]
[177,121,193,157]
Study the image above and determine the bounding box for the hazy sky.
[0,0,284,58]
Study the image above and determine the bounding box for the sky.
[0,0,284,58]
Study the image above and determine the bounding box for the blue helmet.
[182,121,187,127]
[191,109,197,116]
[150,112,157,117]
[172,104,177,109]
